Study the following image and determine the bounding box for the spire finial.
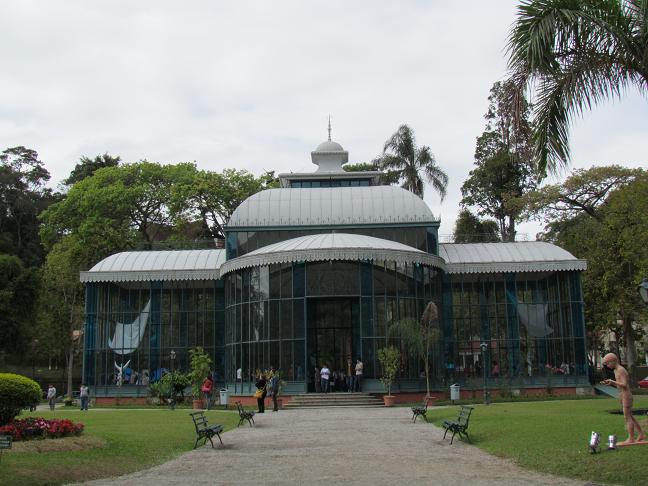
[327,115,331,142]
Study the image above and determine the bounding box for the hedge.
[0,373,42,425]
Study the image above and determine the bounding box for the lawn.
[426,397,648,486]
[0,408,240,486]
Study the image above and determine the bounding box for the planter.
[383,395,396,407]
[192,399,204,409]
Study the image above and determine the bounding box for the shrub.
[189,347,212,399]
[0,417,83,441]
[0,373,42,425]
[377,346,400,396]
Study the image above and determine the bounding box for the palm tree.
[507,0,648,176]
[388,302,440,398]
[376,125,448,199]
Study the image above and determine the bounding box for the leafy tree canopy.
[64,153,120,186]
[453,209,501,243]
[461,81,538,241]
[343,162,400,185]
[539,169,648,368]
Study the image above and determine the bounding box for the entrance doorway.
[307,298,356,392]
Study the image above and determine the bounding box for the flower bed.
[0,417,84,441]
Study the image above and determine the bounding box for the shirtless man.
[601,353,645,445]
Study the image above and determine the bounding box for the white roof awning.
[80,249,226,283]
[219,233,445,276]
[439,242,586,274]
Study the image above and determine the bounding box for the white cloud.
[0,0,645,237]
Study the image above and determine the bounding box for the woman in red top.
[201,375,214,410]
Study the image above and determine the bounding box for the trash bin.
[450,384,460,402]
[219,388,229,408]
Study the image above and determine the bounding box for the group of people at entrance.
[254,367,281,413]
[315,358,363,393]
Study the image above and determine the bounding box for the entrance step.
[284,392,384,409]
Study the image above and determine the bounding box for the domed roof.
[315,140,345,152]
[227,186,438,228]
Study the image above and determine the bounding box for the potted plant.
[378,345,400,407]
[189,347,212,409]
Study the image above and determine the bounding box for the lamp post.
[480,342,490,405]
[169,350,176,411]
[638,278,648,305]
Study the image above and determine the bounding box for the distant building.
[81,134,588,397]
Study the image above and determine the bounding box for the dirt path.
[84,406,584,486]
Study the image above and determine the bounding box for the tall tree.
[453,209,501,243]
[0,254,39,356]
[507,0,648,176]
[534,168,648,369]
[388,302,440,398]
[0,146,58,265]
[375,125,448,199]
[172,169,280,240]
[521,165,640,222]
[36,237,85,399]
[461,81,538,241]
[64,153,120,186]
[40,161,197,252]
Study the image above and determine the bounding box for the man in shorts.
[602,353,645,445]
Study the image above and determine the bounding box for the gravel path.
[84,406,585,486]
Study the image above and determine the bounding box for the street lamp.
[638,278,648,305]
[169,350,176,411]
[480,342,490,405]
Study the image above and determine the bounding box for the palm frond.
[506,0,648,174]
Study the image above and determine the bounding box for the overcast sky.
[1,1,646,238]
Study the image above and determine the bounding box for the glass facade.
[227,226,439,259]
[83,280,225,395]
[443,271,588,387]
[289,179,371,188]
[224,260,442,392]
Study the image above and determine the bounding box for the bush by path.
[0,373,41,424]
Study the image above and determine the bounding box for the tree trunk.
[623,317,637,371]
[66,346,74,399]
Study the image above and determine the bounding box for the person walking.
[314,366,321,393]
[354,358,364,392]
[320,364,330,393]
[201,374,214,410]
[269,367,280,412]
[255,374,267,413]
[79,383,89,411]
[47,384,56,411]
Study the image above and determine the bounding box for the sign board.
[0,435,11,464]
[0,436,11,449]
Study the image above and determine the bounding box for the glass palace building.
[80,136,589,397]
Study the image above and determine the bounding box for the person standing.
[269,367,280,412]
[47,384,56,411]
[346,358,353,392]
[79,383,89,411]
[355,358,364,392]
[255,374,267,413]
[201,374,214,410]
[320,364,330,393]
[602,353,645,446]
[314,367,321,393]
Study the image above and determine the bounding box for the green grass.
[0,409,239,486]
[426,397,648,486]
